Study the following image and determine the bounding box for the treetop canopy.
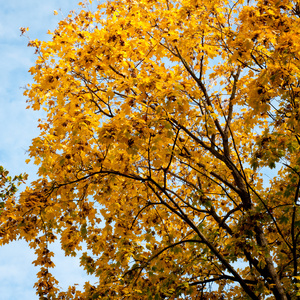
[1,0,300,299]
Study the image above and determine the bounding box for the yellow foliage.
[2,0,300,299]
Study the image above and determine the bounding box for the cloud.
[0,241,37,299]
[0,241,96,299]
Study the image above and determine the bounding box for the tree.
[0,166,26,206]
[0,165,27,245]
[2,0,300,298]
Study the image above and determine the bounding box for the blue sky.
[0,1,97,299]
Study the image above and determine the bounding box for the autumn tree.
[2,0,300,298]
[0,166,26,206]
